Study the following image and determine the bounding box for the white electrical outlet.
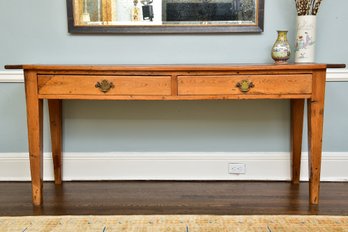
[228,163,246,174]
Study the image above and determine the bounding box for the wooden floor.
[0,181,347,216]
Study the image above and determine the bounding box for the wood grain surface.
[178,75,312,95]
[0,181,347,216]
[48,100,63,185]
[38,75,172,96]
[24,70,44,206]
[13,64,329,206]
[291,99,305,184]
[307,70,326,204]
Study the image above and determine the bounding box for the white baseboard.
[1,69,348,82]
[0,152,347,181]
[0,70,24,82]
[326,68,348,81]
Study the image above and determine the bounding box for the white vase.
[295,16,317,63]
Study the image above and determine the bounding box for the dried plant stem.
[295,0,300,15]
[306,0,311,15]
[312,0,322,15]
[294,0,323,16]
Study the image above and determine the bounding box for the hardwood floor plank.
[0,181,347,216]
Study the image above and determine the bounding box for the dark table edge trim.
[4,64,345,71]
[326,64,346,69]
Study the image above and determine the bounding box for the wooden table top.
[5,63,344,71]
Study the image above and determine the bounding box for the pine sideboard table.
[6,64,330,206]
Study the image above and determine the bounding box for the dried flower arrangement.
[295,0,323,16]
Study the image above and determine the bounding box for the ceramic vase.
[295,16,317,63]
[271,30,291,64]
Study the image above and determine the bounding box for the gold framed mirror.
[67,0,264,33]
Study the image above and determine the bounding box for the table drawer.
[178,75,312,95]
[38,75,172,96]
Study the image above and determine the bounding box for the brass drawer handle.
[95,80,115,93]
[236,80,254,93]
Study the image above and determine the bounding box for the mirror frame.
[67,0,264,34]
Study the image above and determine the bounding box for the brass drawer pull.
[95,80,115,93]
[236,80,254,93]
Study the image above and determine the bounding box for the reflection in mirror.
[163,0,256,24]
[68,0,264,33]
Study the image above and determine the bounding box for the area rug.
[0,215,347,232]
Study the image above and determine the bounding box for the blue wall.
[0,0,347,153]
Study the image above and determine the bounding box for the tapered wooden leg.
[308,70,326,205]
[291,99,305,184]
[48,99,62,184]
[24,71,43,206]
